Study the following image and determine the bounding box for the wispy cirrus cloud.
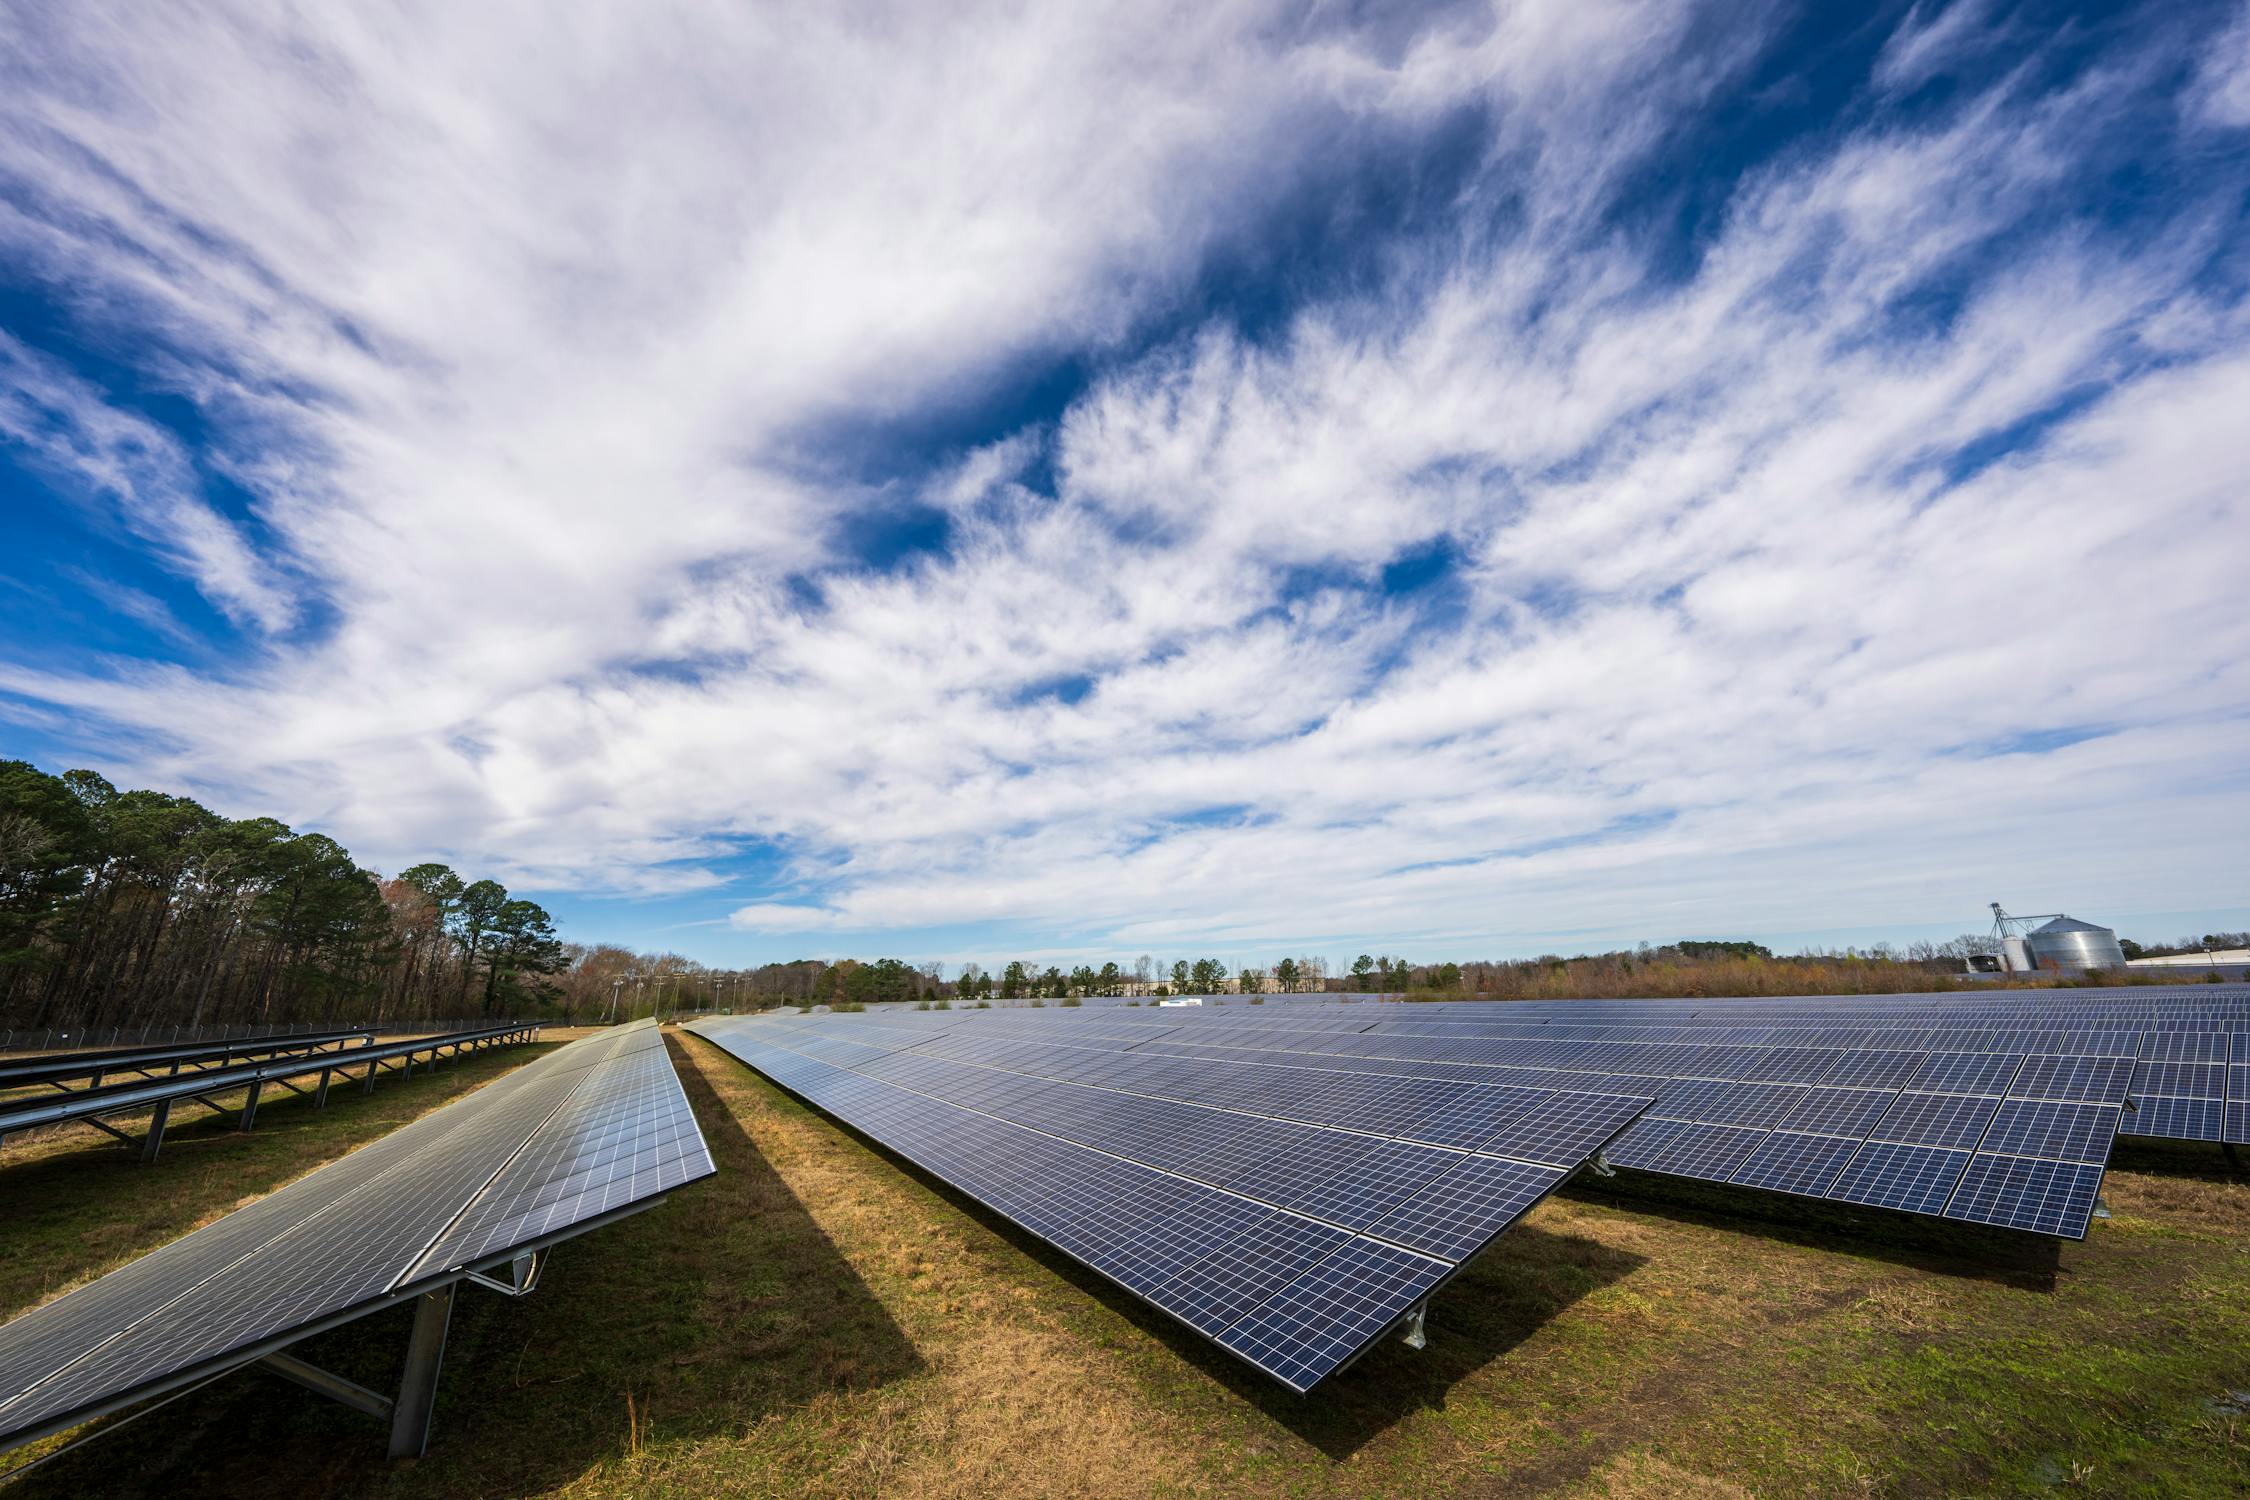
[1,1,2246,965]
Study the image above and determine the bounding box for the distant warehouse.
[2128,946,2250,970]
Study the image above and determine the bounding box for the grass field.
[4,1031,2248,1498]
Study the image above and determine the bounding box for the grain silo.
[2024,915,2127,972]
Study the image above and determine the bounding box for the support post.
[315,1068,332,1109]
[261,1351,393,1420]
[238,1079,264,1131]
[388,1283,455,1460]
[140,1098,172,1165]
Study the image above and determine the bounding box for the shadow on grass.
[2105,1135,2247,1182]
[7,1034,920,1500]
[1236,1222,1645,1460]
[811,1112,1644,1461]
[1560,1171,2063,1290]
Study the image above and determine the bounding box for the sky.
[1,0,2248,974]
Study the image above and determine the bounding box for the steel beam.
[387,1284,455,1460]
[139,1099,171,1165]
[259,1352,393,1420]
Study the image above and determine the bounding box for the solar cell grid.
[1728,1131,1861,1197]
[1869,1092,2000,1152]
[1814,1050,1929,1090]
[0,1022,711,1454]
[1771,1086,1896,1138]
[1943,1155,2105,1237]
[2132,1060,2225,1098]
[2008,1055,2136,1105]
[1906,1051,2023,1097]
[2128,1095,2223,1141]
[1363,1155,1564,1261]
[2136,1033,2232,1063]
[1826,1142,1970,1216]
[1214,1238,1451,1393]
[1979,1100,2119,1164]
[1289,1138,1464,1230]
[694,1013,1645,1393]
[1152,1212,1351,1338]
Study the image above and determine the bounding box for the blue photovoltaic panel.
[1943,1155,2105,1237]
[1979,1100,2118,1164]
[1906,1051,2023,1097]
[2124,1095,2222,1142]
[1154,1212,1351,1337]
[2131,1061,2225,1098]
[1608,1119,1765,1180]
[0,1022,711,1454]
[1826,1142,1971,1216]
[1362,1156,1564,1261]
[1728,1131,1861,1198]
[689,1014,1640,1392]
[2008,1055,2136,1104]
[1214,1238,1451,1394]
[715,987,2244,1266]
[1771,1087,1896,1138]
[1868,1092,2000,1151]
[2136,1033,2231,1063]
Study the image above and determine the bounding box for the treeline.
[2122,931,2249,960]
[0,760,565,1033]
[682,936,2203,1012]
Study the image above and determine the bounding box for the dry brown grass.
[1565,1453,1758,1499]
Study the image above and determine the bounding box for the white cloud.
[1,2,2247,961]
[1873,0,1999,94]
[0,333,294,632]
[2190,1,2250,128]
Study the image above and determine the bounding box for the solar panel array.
[688,1014,1649,1391]
[0,1020,713,1454]
[0,1022,540,1151]
[0,1029,374,1093]
[702,987,2250,1269]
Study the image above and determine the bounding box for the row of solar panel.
[862,1005,2250,1148]
[0,1030,376,1091]
[0,1022,713,1454]
[747,1009,2134,1237]
[690,1018,1645,1390]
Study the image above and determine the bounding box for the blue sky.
[2,0,2248,975]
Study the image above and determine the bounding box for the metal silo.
[2025,916,2126,972]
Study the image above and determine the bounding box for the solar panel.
[886,989,2215,1236]
[1213,1238,1450,1393]
[1825,1142,1971,1215]
[688,1015,1642,1392]
[1943,1155,2106,1237]
[0,1021,712,1461]
[0,1022,543,1164]
[0,1029,375,1091]
[1728,1131,1862,1197]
